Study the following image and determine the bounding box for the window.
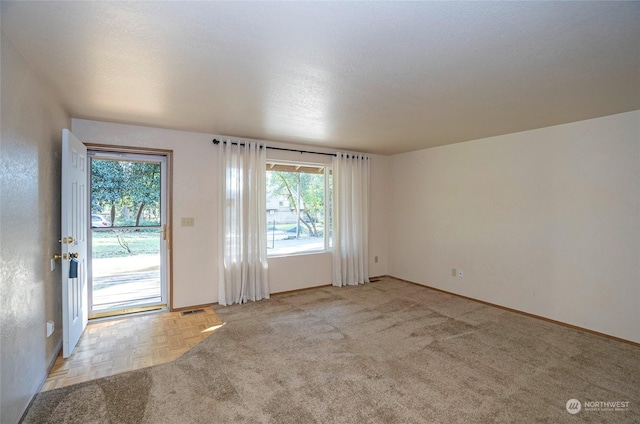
[266,161,332,256]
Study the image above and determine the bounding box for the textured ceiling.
[2,2,639,155]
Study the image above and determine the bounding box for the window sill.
[267,250,332,259]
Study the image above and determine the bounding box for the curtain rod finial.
[213,139,220,144]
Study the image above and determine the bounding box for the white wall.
[72,120,218,308]
[368,155,390,276]
[389,111,640,343]
[71,119,389,306]
[1,34,71,424]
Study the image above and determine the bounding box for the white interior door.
[61,129,88,358]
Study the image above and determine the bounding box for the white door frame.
[87,148,171,317]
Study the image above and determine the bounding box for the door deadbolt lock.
[59,236,75,245]
[53,253,78,260]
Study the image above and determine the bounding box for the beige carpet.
[23,277,639,423]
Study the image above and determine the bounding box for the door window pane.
[91,159,161,227]
[89,152,166,317]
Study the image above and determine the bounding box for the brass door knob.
[53,253,77,260]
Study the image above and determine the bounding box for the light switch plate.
[181,217,195,227]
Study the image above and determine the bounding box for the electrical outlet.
[181,217,195,227]
[452,268,457,277]
[375,256,379,263]
[457,269,464,278]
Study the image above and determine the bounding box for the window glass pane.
[91,159,161,227]
[267,165,328,256]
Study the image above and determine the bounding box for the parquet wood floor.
[42,307,223,391]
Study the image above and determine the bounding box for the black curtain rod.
[212,139,337,157]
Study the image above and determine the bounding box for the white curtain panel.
[217,140,269,306]
[332,152,370,287]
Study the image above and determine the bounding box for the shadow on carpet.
[22,277,640,423]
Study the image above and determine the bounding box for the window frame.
[266,159,332,257]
